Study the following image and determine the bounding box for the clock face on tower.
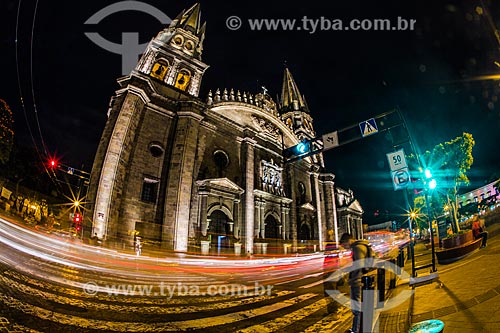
[175,69,191,91]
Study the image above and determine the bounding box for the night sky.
[2,0,500,225]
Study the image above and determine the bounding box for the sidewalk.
[362,222,500,333]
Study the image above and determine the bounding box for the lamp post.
[424,168,437,273]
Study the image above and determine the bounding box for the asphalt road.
[0,214,354,333]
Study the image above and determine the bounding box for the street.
[0,214,353,333]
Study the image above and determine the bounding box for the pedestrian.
[339,233,372,333]
[472,216,488,248]
[135,236,142,256]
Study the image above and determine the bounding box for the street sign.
[322,131,339,151]
[386,149,408,171]
[359,118,378,137]
[391,167,410,191]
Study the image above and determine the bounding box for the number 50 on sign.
[386,149,408,171]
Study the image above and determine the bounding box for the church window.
[150,60,169,81]
[149,142,164,158]
[213,150,229,177]
[173,35,184,46]
[175,69,191,91]
[141,177,159,203]
[298,182,306,205]
[184,40,194,51]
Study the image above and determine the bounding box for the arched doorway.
[265,215,280,252]
[299,223,311,241]
[208,210,230,249]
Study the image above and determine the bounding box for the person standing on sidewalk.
[340,233,371,333]
[472,215,488,248]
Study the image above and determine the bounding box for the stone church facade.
[87,4,363,253]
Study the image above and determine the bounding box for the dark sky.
[2,0,500,225]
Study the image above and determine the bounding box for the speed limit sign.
[386,149,408,171]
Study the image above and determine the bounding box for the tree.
[0,99,14,164]
[408,133,475,233]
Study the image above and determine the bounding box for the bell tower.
[280,68,315,140]
[88,3,209,251]
[135,3,208,96]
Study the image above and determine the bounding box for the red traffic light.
[49,159,58,169]
[73,213,81,223]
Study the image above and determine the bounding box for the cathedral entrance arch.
[208,210,230,248]
[264,214,280,252]
[299,222,311,241]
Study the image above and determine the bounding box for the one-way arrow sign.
[322,131,339,151]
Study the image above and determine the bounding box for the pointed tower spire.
[281,68,308,113]
[151,3,206,60]
[279,67,315,139]
[180,3,202,34]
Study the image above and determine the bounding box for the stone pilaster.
[311,171,324,250]
[163,108,204,251]
[233,199,240,239]
[281,205,287,240]
[243,138,256,254]
[199,191,209,236]
[259,200,266,238]
[92,91,148,240]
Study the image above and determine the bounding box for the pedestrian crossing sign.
[359,118,378,137]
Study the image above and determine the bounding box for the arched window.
[150,60,169,81]
[298,182,306,205]
[148,142,164,158]
[213,150,229,177]
[175,69,191,91]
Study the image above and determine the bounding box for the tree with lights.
[409,132,475,233]
[0,99,14,165]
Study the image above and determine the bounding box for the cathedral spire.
[151,3,206,60]
[179,3,202,34]
[135,3,209,97]
[280,67,309,113]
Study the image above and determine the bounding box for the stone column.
[233,199,240,239]
[281,205,287,240]
[260,200,266,239]
[243,138,256,254]
[286,206,292,240]
[288,166,298,252]
[199,191,209,236]
[312,171,324,251]
[254,202,260,238]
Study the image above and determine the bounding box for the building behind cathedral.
[86,4,363,253]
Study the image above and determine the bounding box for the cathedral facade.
[86,4,363,253]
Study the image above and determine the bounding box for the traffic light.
[73,213,82,232]
[424,168,437,190]
[48,158,58,169]
[73,213,81,223]
[283,139,312,160]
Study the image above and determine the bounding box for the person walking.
[340,233,372,333]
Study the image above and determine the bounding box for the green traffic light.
[428,179,437,189]
[424,169,432,179]
[296,141,308,154]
